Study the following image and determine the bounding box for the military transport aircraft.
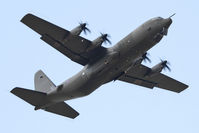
[11,13,188,119]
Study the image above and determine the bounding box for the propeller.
[142,53,151,63]
[100,33,111,45]
[160,59,171,71]
[79,22,91,35]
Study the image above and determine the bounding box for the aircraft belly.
[48,69,103,102]
[48,32,159,103]
[55,24,161,102]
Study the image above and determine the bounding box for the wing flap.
[119,75,156,89]
[41,34,88,65]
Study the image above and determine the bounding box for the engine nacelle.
[70,25,83,36]
[86,34,110,52]
[70,23,90,36]
[146,62,164,77]
[132,53,151,67]
[92,36,105,46]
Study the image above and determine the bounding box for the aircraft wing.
[21,14,106,65]
[118,64,188,93]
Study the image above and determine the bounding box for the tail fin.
[11,87,47,106]
[34,70,56,93]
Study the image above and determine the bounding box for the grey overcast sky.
[1,0,199,133]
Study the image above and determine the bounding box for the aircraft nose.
[164,18,172,28]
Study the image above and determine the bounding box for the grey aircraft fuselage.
[47,17,172,103]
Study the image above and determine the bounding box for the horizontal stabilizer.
[11,87,47,106]
[45,102,79,119]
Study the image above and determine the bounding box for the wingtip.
[10,87,18,94]
[20,13,34,23]
[184,84,189,91]
[68,110,79,119]
[177,84,189,93]
[185,84,189,88]
[73,112,80,119]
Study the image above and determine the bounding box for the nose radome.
[164,18,172,28]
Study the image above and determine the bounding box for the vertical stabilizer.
[34,70,56,93]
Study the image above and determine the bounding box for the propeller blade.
[79,22,91,35]
[160,59,171,71]
[84,27,91,33]
[105,37,112,44]
[100,33,112,45]
[142,53,151,63]
[165,64,171,71]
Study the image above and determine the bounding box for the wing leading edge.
[119,64,188,93]
[21,14,107,65]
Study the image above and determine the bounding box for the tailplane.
[45,102,79,119]
[11,87,79,119]
[11,87,47,106]
[11,70,79,119]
